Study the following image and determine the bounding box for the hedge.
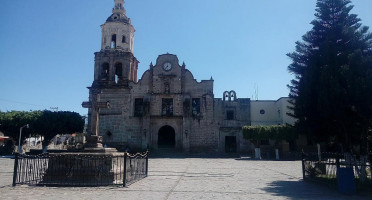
[242,125,297,141]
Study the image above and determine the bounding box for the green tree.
[242,125,297,148]
[242,125,297,141]
[33,110,85,148]
[0,111,41,142]
[0,110,85,149]
[287,0,372,154]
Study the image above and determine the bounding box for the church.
[82,0,294,154]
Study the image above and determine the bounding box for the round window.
[260,109,265,114]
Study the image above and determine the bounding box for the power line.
[0,98,50,109]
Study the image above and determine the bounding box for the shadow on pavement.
[261,180,371,200]
[149,153,240,159]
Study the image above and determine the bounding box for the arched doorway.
[158,125,175,148]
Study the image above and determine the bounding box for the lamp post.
[18,124,29,154]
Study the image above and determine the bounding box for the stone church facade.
[83,0,293,154]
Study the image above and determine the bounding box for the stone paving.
[0,157,370,200]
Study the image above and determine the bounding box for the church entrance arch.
[158,125,175,148]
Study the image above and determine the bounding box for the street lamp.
[18,124,29,154]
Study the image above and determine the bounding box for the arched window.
[115,63,123,84]
[223,91,229,101]
[111,34,117,48]
[230,90,237,101]
[122,35,126,43]
[101,63,110,80]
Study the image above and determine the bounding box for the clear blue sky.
[0,0,371,115]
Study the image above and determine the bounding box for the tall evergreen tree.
[287,0,372,154]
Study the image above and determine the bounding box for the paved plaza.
[0,157,370,200]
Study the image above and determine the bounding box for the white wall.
[250,97,296,126]
[277,97,296,125]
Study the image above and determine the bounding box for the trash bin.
[337,167,356,195]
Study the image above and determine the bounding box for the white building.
[250,97,296,126]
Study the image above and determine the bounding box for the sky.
[0,0,371,116]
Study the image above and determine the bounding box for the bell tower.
[101,0,134,52]
[83,0,139,136]
[93,0,138,87]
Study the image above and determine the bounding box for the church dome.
[106,13,130,24]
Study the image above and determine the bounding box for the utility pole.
[18,124,29,154]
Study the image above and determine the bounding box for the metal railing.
[302,152,371,187]
[123,151,149,187]
[12,150,149,187]
[12,153,49,186]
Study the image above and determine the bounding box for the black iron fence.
[12,151,149,187]
[302,152,371,189]
[12,153,49,186]
[123,151,149,187]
